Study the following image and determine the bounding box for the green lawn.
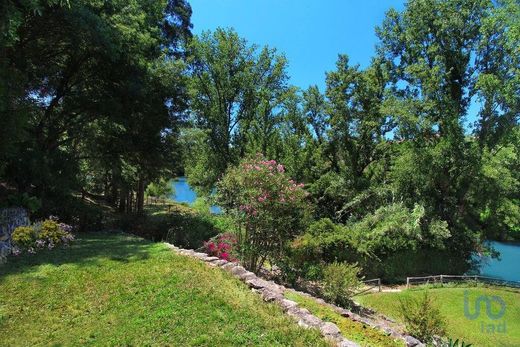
[355,286,520,347]
[284,291,404,347]
[0,232,329,346]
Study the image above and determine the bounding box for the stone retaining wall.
[165,243,425,347]
[0,208,30,261]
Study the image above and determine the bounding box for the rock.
[260,289,284,302]
[192,252,208,259]
[179,249,195,256]
[337,308,352,318]
[221,262,236,270]
[338,338,361,347]
[279,299,298,311]
[237,271,256,281]
[245,277,271,289]
[203,256,220,262]
[405,335,425,347]
[320,322,341,338]
[300,313,323,328]
[211,259,228,266]
[230,265,248,277]
[164,243,178,251]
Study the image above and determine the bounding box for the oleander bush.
[216,155,310,273]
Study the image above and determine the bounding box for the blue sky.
[189,0,482,128]
[189,0,404,92]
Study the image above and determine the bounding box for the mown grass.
[355,286,520,346]
[284,291,404,347]
[0,232,329,346]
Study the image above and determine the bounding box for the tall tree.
[186,28,290,192]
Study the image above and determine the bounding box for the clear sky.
[189,0,482,128]
[189,0,405,92]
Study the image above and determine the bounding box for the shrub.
[39,219,67,243]
[216,155,309,272]
[165,213,218,249]
[12,226,36,248]
[322,262,363,307]
[11,217,75,255]
[399,291,446,343]
[204,233,238,261]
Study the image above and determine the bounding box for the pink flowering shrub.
[216,154,309,272]
[204,233,238,261]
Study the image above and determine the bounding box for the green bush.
[11,226,36,248]
[166,213,218,249]
[399,291,446,343]
[322,262,363,307]
[39,220,67,243]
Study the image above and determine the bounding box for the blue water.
[171,177,221,213]
[478,241,520,282]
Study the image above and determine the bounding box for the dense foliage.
[216,156,309,272]
[1,0,192,220]
[1,0,518,281]
[182,0,519,281]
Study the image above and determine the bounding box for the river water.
[171,177,519,282]
[478,241,520,282]
[170,177,221,213]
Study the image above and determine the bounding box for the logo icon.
[463,290,506,320]
[463,290,507,334]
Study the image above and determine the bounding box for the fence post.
[440,275,444,285]
[378,278,381,292]
[406,277,410,289]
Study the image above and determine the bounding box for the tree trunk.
[118,187,126,213]
[137,177,145,214]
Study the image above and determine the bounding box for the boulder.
[237,271,256,281]
[203,256,220,262]
[230,265,248,277]
[338,338,361,347]
[279,299,298,311]
[405,335,425,347]
[320,322,341,338]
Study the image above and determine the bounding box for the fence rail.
[406,274,520,289]
[355,278,382,295]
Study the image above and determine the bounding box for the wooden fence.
[406,274,520,289]
[355,278,382,295]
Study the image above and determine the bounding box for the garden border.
[164,242,425,347]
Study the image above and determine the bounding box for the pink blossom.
[207,242,216,252]
[277,164,285,173]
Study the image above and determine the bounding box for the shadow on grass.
[0,232,157,280]
[116,204,219,249]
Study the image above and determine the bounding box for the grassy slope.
[0,232,329,347]
[355,286,520,346]
[285,291,404,347]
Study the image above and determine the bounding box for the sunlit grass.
[0,232,329,346]
[284,291,404,347]
[355,286,520,346]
